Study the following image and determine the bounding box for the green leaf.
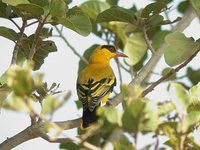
[187,67,200,85]
[33,73,44,88]
[42,95,62,115]
[59,6,92,36]
[132,52,148,71]
[75,100,82,109]
[124,33,147,66]
[178,1,190,13]
[152,30,170,50]
[122,99,159,132]
[2,93,32,111]
[50,0,66,17]
[169,82,190,113]
[164,32,200,66]
[98,106,120,125]
[141,2,167,18]
[148,14,164,26]
[0,70,8,85]
[187,102,200,113]
[178,111,200,133]
[2,0,45,19]
[158,101,175,116]
[60,142,79,150]
[80,1,110,20]
[0,26,19,41]
[106,0,118,6]
[190,0,200,17]
[2,0,29,6]
[40,27,53,39]
[30,0,50,7]
[7,65,34,97]
[0,84,11,107]
[0,0,8,18]
[159,122,179,148]
[189,83,200,103]
[78,44,98,74]
[97,6,137,25]
[35,82,48,97]
[21,36,57,70]
[16,3,44,16]
[33,40,57,70]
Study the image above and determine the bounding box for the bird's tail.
[81,107,99,130]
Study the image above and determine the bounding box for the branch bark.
[0,6,197,150]
[11,20,27,65]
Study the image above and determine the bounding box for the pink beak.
[115,51,128,57]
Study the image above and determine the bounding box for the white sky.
[0,0,200,149]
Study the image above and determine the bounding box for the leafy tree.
[0,0,200,150]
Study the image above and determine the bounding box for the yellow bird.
[76,45,128,129]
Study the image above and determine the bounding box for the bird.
[76,45,128,130]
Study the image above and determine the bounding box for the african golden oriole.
[76,45,128,129]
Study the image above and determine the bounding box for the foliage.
[0,0,200,150]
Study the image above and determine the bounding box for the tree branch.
[28,13,50,60]
[11,20,27,65]
[142,25,155,53]
[0,118,81,150]
[28,21,44,60]
[142,49,200,97]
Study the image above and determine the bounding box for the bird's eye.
[101,45,116,53]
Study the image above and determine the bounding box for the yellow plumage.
[76,45,127,129]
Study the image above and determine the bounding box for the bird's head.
[89,45,128,64]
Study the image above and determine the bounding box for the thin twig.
[11,20,27,65]
[115,58,123,83]
[28,13,50,60]
[154,136,159,150]
[54,26,88,64]
[26,20,39,27]
[28,21,44,60]
[142,25,155,53]
[141,49,200,97]
[119,62,130,72]
[10,18,21,31]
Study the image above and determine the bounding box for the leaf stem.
[115,58,123,83]
[10,18,21,31]
[26,20,39,28]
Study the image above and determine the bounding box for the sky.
[0,0,200,149]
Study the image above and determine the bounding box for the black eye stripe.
[101,45,116,52]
